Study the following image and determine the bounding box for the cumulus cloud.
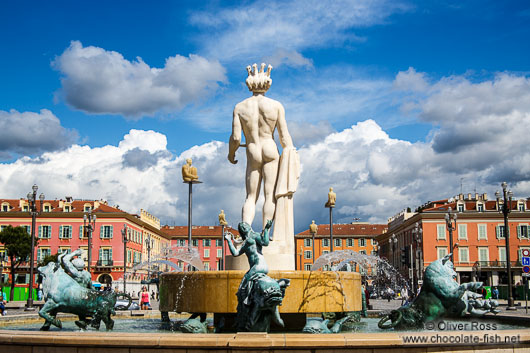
[191,0,410,64]
[0,109,77,160]
[53,41,227,117]
[263,49,313,69]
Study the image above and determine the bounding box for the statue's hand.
[72,249,83,256]
[227,153,238,164]
[224,232,232,241]
[265,219,273,230]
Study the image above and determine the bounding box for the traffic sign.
[523,257,530,266]
[523,249,530,257]
[523,265,530,273]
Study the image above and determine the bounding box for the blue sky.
[1,0,529,230]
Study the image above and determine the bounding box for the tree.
[0,225,37,301]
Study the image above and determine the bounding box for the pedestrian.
[140,286,150,310]
[0,291,6,316]
[151,290,155,300]
[492,287,499,299]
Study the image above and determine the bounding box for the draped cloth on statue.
[272,147,300,243]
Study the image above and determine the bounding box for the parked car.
[115,299,139,311]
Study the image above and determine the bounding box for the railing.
[473,260,522,268]
[96,259,113,267]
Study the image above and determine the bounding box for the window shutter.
[37,249,41,262]
[517,226,521,239]
[68,226,72,239]
[109,225,113,239]
[59,225,63,239]
[99,248,102,262]
[79,226,83,239]
[100,225,103,239]
[496,226,500,239]
[109,248,113,260]
[38,226,42,239]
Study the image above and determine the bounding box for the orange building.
[295,223,387,271]
[378,193,530,292]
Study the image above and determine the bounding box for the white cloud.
[263,49,313,69]
[53,41,227,118]
[191,0,410,65]
[0,109,77,159]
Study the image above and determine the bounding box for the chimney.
[483,193,488,201]
[475,193,479,200]
[467,193,472,200]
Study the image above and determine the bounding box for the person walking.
[140,286,150,310]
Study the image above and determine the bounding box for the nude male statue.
[218,209,228,226]
[228,63,294,226]
[60,249,92,289]
[325,187,336,208]
[182,158,198,182]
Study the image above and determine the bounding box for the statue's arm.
[260,219,272,245]
[225,233,241,257]
[276,104,293,149]
[228,109,241,164]
[61,251,80,276]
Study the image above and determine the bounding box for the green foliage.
[0,225,36,267]
[38,252,59,267]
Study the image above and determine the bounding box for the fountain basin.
[159,270,361,314]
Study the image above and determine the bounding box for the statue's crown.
[245,63,272,93]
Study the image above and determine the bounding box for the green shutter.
[79,225,83,239]
[109,225,113,239]
[99,248,102,262]
[100,226,103,239]
[38,226,42,239]
[109,248,113,261]
[517,226,521,239]
[496,226,500,239]
[37,249,41,262]
[59,225,63,239]
[68,226,72,238]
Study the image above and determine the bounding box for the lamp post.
[391,234,397,268]
[412,222,423,295]
[145,234,153,289]
[25,184,44,311]
[121,224,128,294]
[325,188,336,252]
[309,221,317,265]
[445,207,457,261]
[496,182,516,310]
[83,209,96,274]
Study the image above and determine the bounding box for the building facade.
[161,225,238,271]
[295,223,387,271]
[0,197,170,294]
[378,193,530,293]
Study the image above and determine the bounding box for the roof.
[161,225,239,239]
[296,223,387,238]
[422,199,528,213]
[0,199,124,213]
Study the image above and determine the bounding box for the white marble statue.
[228,63,300,269]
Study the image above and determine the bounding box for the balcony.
[473,260,522,269]
[96,259,114,267]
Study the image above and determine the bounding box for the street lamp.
[390,234,397,268]
[25,184,44,311]
[121,224,128,294]
[83,209,96,274]
[445,207,457,261]
[496,182,516,310]
[412,222,423,295]
[145,234,153,288]
[309,220,317,265]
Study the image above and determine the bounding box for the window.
[39,225,51,239]
[458,247,469,263]
[477,203,484,212]
[23,205,29,212]
[59,225,72,239]
[192,239,198,247]
[304,250,312,259]
[204,262,210,271]
[84,205,92,212]
[437,247,447,259]
[100,225,113,239]
[203,239,211,247]
[437,224,446,240]
[323,250,329,255]
[499,247,506,262]
[359,238,366,247]
[0,248,7,262]
[322,239,330,247]
[216,239,222,247]
[59,247,71,255]
[37,247,51,262]
[519,203,526,212]
[458,224,467,240]
[371,250,377,256]
[64,205,71,212]
[99,248,113,265]
[518,225,529,239]
[127,249,131,264]
[23,225,31,234]
[178,239,186,247]
[478,224,487,240]
[371,239,377,245]
[347,239,354,247]
[457,204,464,212]
[359,250,366,255]
[217,249,222,258]
[1,203,9,212]
[334,238,341,247]
[304,264,312,271]
[496,225,506,239]
[43,204,51,212]
[478,247,489,264]
[204,249,210,258]
[15,274,29,284]
[304,238,312,247]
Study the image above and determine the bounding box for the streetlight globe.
[93,215,97,222]
[453,213,457,220]
[27,192,32,201]
[83,214,87,221]
[32,184,38,193]
[39,193,45,201]
[508,191,513,198]
[495,191,501,199]
[502,182,507,190]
